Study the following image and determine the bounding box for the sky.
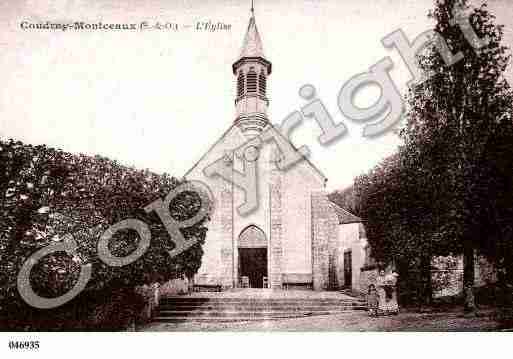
[0,0,512,190]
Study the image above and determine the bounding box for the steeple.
[232,2,272,135]
[239,9,265,59]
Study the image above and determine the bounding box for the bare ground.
[139,308,504,332]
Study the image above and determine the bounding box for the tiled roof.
[330,202,362,224]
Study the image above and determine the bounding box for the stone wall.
[192,174,234,287]
[159,278,190,296]
[311,191,339,291]
[432,254,497,298]
[186,123,327,290]
[357,254,498,298]
[219,186,234,287]
[337,222,367,292]
[269,168,283,289]
[186,125,244,288]
[350,240,367,292]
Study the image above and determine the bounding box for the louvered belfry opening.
[246,69,258,94]
[237,72,245,97]
[258,71,266,96]
[237,69,267,99]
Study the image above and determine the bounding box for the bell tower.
[232,3,272,136]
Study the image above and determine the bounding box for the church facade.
[185,10,363,291]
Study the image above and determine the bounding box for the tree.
[328,187,360,216]
[402,0,513,313]
[353,148,437,306]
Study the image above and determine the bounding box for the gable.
[184,124,247,179]
[184,123,327,186]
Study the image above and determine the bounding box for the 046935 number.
[8,341,40,350]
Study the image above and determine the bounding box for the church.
[184,8,367,292]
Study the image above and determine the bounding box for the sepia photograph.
[0,0,512,357]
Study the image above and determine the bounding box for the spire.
[238,3,265,59]
[232,1,272,135]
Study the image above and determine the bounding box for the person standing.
[376,269,400,315]
[384,270,399,315]
[376,270,387,315]
[367,284,379,316]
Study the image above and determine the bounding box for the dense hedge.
[0,138,211,329]
[0,286,147,331]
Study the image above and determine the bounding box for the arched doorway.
[238,225,268,288]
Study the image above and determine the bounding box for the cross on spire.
[251,0,254,15]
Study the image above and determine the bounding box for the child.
[367,284,379,317]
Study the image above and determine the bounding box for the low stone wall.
[159,278,190,296]
[134,280,193,324]
[431,255,497,298]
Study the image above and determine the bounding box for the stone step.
[160,298,365,305]
[157,309,362,317]
[154,296,366,323]
[162,296,361,300]
[160,299,365,305]
[154,312,354,323]
[154,316,303,323]
[158,305,365,311]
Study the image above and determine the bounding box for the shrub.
[0,138,211,330]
